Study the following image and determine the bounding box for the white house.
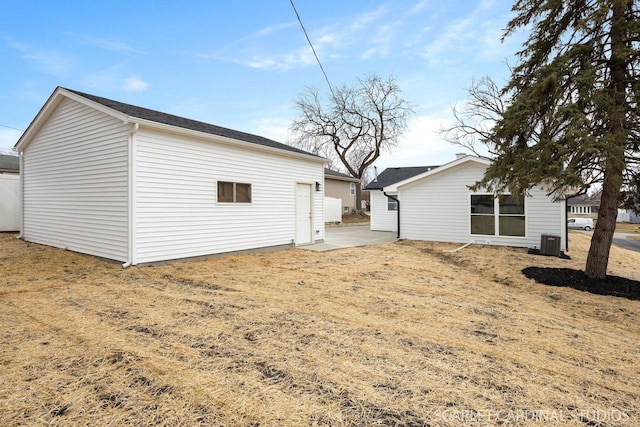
[365,155,568,252]
[14,87,326,265]
[617,209,640,223]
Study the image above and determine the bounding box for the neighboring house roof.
[324,168,360,182]
[365,166,439,190]
[0,154,19,173]
[15,87,325,162]
[567,193,601,206]
[365,155,491,192]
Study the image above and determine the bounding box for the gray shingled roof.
[324,168,359,181]
[64,88,320,158]
[365,165,439,190]
[0,154,19,172]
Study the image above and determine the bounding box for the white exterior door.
[296,183,312,245]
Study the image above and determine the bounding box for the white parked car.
[568,218,594,231]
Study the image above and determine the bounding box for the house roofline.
[383,155,491,191]
[131,117,327,164]
[15,87,328,164]
[324,174,360,183]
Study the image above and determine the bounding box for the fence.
[0,174,20,231]
[324,197,342,222]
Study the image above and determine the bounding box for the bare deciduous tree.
[290,73,414,210]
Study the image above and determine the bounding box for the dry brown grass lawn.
[1,231,638,426]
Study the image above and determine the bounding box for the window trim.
[349,182,356,195]
[217,181,252,204]
[469,193,526,238]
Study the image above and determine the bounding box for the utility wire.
[0,124,24,132]
[289,0,334,95]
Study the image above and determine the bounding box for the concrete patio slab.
[300,224,397,252]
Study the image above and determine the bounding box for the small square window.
[236,183,251,203]
[387,197,398,211]
[217,181,234,203]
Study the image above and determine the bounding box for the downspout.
[564,196,569,252]
[383,191,400,238]
[122,122,139,268]
[17,152,24,239]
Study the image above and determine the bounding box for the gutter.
[122,122,139,268]
[383,191,400,238]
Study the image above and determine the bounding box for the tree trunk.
[584,169,622,279]
[355,183,362,213]
[584,0,628,280]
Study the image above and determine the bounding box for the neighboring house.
[567,193,600,218]
[14,87,326,265]
[324,168,360,215]
[0,154,20,174]
[365,155,567,252]
[617,209,640,223]
[0,154,20,231]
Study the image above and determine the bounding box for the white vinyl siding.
[133,129,324,264]
[370,190,397,232]
[22,98,129,261]
[399,161,565,251]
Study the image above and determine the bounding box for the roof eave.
[131,117,328,164]
[325,175,360,183]
[390,156,491,191]
[16,87,326,163]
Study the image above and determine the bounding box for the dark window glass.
[387,197,398,211]
[236,183,251,203]
[217,181,234,203]
[471,195,494,214]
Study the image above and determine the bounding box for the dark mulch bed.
[522,267,640,300]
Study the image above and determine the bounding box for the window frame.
[387,196,398,211]
[217,181,252,204]
[469,194,526,238]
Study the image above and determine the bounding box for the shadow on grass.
[522,267,640,300]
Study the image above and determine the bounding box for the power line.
[289,0,334,94]
[0,124,24,132]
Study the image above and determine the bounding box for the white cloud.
[371,109,487,172]
[83,36,145,55]
[421,1,514,66]
[205,4,397,72]
[361,23,397,59]
[5,38,75,77]
[246,46,316,71]
[124,77,149,92]
[251,116,291,143]
[408,0,431,16]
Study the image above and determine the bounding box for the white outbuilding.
[15,87,326,265]
[366,155,568,253]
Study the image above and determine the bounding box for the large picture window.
[470,194,525,237]
[217,181,251,203]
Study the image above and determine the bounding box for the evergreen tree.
[450,0,639,279]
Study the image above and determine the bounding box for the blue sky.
[0,0,524,172]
